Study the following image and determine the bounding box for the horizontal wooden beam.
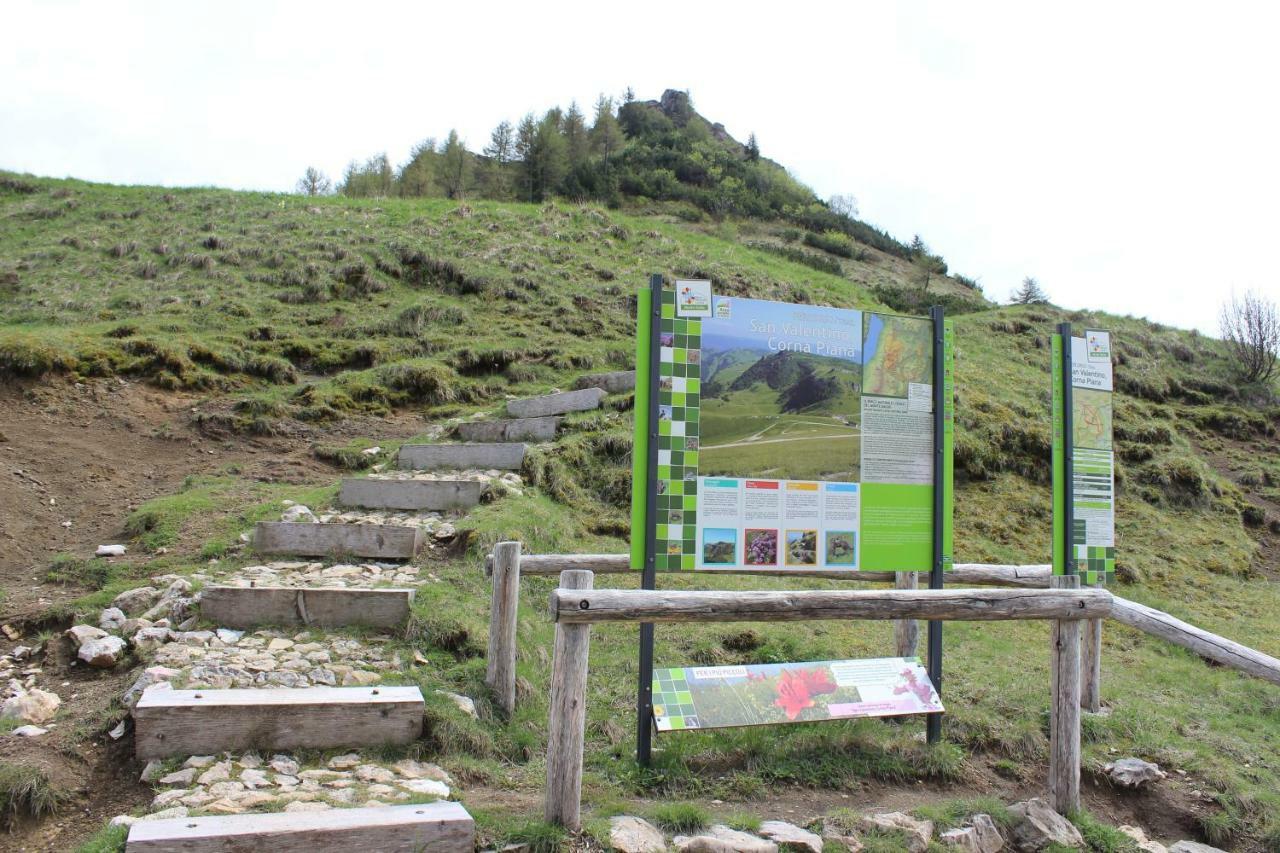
[551,587,1112,624]
[1110,595,1280,686]
[126,802,473,852]
[339,478,485,511]
[255,522,422,560]
[490,552,1051,587]
[199,586,414,630]
[398,442,527,471]
[133,686,424,760]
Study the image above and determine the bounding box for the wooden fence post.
[1049,575,1082,815]
[894,571,919,658]
[1081,617,1102,713]
[545,570,594,829]
[485,541,521,715]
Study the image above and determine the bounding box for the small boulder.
[1008,799,1083,851]
[610,816,666,853]
[11,725,48,737]
[66,624,108,646]
[760,821,824,853]
[435,690,478,718]
[96,544,126,557]
[1119,826,1167,853]
[282,505,317,523]
[970,815,1004,853]
[1169,843,1228,853]
[113,586,161,615]
[1104,758,1167,788]
[122,666,180,710]
[674,826,778,853]
[859,813,934,853]
[131,627,173,654]
[1,688,62,724]
[99,607,127,632]
[401,778,450,798]
[78,635,127,668]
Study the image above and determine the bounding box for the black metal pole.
[1059,323,1075,576]
[636,273,663,767]
[926,306,945,745]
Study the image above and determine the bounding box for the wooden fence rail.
[549,587,1112,624]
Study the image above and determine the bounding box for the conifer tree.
[440,130,470,199]
[1011,276,1050,304]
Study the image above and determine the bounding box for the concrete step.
[133,685,425,760]
[506,386,606,418]
[200,585,415,630]
[254,522,422,560]
[397,442,527,471]
[457,416,558,442]
[338,478,484,511]
[574,370,636,394]
[126,801,473,852]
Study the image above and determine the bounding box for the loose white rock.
[1169,843,1227,853]
[79,635,127,668]
[400,778,450,798]
[97,544,127,557]
[760,821,823,853]
[860,814,934,853]
[113,586,161,615]
[11,725,47,737]
[435,690,478,718]
[610,816,667,853]
[1008,799,1084,851]
[1119,826,1168,853]
[675,825,778,853]
[1105,757,1167,788]
[99,608,127,632]
[67,624,108,647]
[1,688,61,724]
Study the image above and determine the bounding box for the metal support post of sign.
[927,306,946,745]
[636,273,663,767]
[1059,323,1075,577]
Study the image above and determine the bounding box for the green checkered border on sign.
[652,667,700,730]
[653,286,702,572]
[1072,519,1114,585]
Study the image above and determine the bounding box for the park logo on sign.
[676,279,712,317]
[1086,330,1111,362]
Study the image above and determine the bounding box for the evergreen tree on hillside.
[482,120,515,199]
[339,153,394,198]
[590,96,623,169]
[533,112,568,201]
[745,133,760,162]
[563,102,589,171]
[440,130,470,199]
[1011,276,1050,304]
[514,114,538,202]
[397,139,439,197]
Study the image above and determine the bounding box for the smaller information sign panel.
[1053,328,1116,584]
[652,658,943,731]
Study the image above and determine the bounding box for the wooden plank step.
[338,478,484,511]
[254,522,422,560]
[200,585,415,630]
[506,387,606,418]
[574,370,636,394]
[398,442,527,471]
[134,686,424,760]
[457,416,558,442]
[126,801,474,852]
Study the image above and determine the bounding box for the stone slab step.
[457,416,558,442]
[397,442,527,471]
[506,386,606,418]
[134,685,424,760]
[125,801,474,852]
[338,478,484,511]
[574,370,636,394]
[200,585,415,630]
[254,522,422,560]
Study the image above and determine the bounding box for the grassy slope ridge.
[3,172,1280,848]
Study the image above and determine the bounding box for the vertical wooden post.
[1049,575,1082,815]
[545,570,594,829]
[894,571,919,658]
[1081,617,1102,713]
[485,541,521,715]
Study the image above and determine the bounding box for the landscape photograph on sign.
[698,297,862,481]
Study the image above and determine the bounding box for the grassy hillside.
[3,171,1280,849]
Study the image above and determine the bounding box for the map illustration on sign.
[1072,388,1113,451]
[646,284,943,573]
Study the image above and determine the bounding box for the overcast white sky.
[4,1,1278,333]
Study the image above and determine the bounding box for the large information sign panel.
[652,658,944,731]
[644,280,946,572]
[1053,329,1116,584]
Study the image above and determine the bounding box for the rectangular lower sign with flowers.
[651,657,943,731]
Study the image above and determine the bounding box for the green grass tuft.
[0,762,67,828]
[649,802,711,833]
